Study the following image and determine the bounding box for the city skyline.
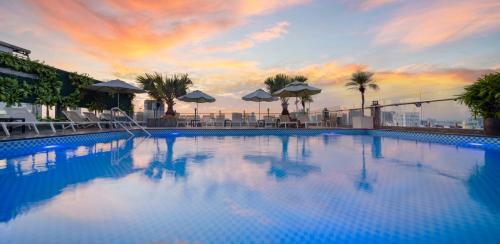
[1,0,499,115]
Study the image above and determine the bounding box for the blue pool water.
[0,130,499,243]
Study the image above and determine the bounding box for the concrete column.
[371,104,381,129]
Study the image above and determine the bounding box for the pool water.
[0,131,499,243]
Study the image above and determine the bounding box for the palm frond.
[368,83,379,90]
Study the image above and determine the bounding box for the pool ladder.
[111,107,151,136]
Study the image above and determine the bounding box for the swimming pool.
[1,130,499,243]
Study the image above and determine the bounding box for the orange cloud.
[178,59,259,71]
[374,0,500,49]
[27,0,306,61]
[164,65,496,114]
[184,60,496,112]
[202,21,290,53]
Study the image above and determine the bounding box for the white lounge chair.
[247,113,257,127]
[201,115,214,127]
[231,113,244,127]
[263,115,276,127]
[98,112,132,127]
[278,115,298,128]
[298,114,321,128]
[0,107,75,136]
[215,114,226,127]
[176,115,189,127]
[83,112,114,128]
[63,110,102,129]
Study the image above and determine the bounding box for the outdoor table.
[0,117,26,133]
[190,119,201,127]
[224,119,231,127]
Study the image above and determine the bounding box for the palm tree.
[345,71,379,112]
[293,75,313,112]
[265,74,293,115]
[137,72,192,116]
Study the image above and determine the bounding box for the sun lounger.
[103,111,136,127]
[215,114,226,126]
[297,114,321,128]
[63,110,102,129]
[278,115,298,128]
[201,115,214,127]
[263,115,276,127]
[247,113,257,126]
[176,115,189,127]
[83,112,114,128]
[0,107,75,136]
[231,113,244,127]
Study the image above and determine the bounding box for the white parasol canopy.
[273,81,321,112]
[88,79,144,107]
[242,89,278,119]
[178,90,216,118]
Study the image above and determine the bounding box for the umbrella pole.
[258,101,261,120]
[295,97,298,112]
[117,93,120,109]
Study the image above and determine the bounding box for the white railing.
[111,107,151,136]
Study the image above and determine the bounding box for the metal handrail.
[114,120,134,136]
[111,107,151,136]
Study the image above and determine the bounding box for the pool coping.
[0,127,498,143]
[1,127,499,153]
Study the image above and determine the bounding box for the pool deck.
[0,124,493,142]
[0,126,339,141]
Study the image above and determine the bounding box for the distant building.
[143,100,165,118]
[462,117,483,129]
[394,111,420,127]
[348,109,363,125]
[381,111,395,125]
[340,113,349,126]
[0,40,30,58]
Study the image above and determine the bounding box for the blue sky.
[0,0,499,116]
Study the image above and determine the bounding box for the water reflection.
[145,136,212,180]
[1,133,500,243]
[244,136,321,180]
[354,143,377,193]
[0,137,138,223]
[468,150,500,213]
[372,136,383,159]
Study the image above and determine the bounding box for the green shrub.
[0,76,30,106]
[458,72,500,118]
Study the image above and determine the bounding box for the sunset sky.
[1,0,499,116]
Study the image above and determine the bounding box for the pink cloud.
[26,0,307,60]
[374,0,500,49]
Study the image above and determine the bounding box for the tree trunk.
[361,90,365,116]
[155,101,161,118]
[55,104,63,119]
[46,105,50,119]
[281,99,289,115]
[166,102,175,116]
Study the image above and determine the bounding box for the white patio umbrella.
[178,90,216,118]
[242,89,278,120]
[273,81,321,112]
[87,79,145,108]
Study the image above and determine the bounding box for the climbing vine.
[62,72,94,108]
[0,53,62,117]
[0,53,133,117]
[0,76,30,106]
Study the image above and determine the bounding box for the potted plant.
[458,72,500,136]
